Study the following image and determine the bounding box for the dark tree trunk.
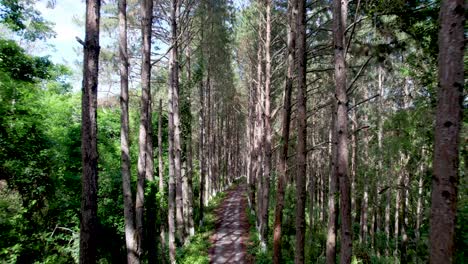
[430,0,464,262]
[80,1,100,263]
[273,0,296,262]
[294,0,307,262]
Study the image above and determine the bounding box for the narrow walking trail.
[209,184,251,264]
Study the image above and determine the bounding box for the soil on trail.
[209,184,251,264]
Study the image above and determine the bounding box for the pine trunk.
[259,0,272,250]
[294,0,307,262]
[158,99,166,264]
[333,0,352,261]
[80,0,100,263]
[119,0,138,262]
[430,2,464,262]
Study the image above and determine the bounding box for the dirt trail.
[209,184,251,264]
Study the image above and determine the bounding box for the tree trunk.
[136,0,153,258]
[206,75,212,205]
[119,0,138,262]
[170,0,185,244]
[158,99,166,264]
[255,8,264,231]
[333,0,352,261]
[80,0,100,263]
[394,166,401,257]
[167,0,177,261]
[259,0,272,250]
[326,114,338,264]
[360,90,369,245]
[198,77,206,225]
[430,1,464,262]
[184,43,195,238]
[294,0,307,262]
[415,150,424,243]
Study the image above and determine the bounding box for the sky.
[36,0,86,66]
[34,0,249,94]
[35,0,249,67]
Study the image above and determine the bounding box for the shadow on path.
[209,185,252,264]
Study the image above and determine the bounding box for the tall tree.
[259,0,272,249]
[136,0,153,258]
[273,0,296,262]
[168,0,181,261]
[80,0,101,263]
[172,0,185,244]
[333,0,352,261]
[430,0,464,262]
[158,99,166,264]
[294,0,307,262]
[118,0,138,262]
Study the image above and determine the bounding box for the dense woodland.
[0,0,466,263]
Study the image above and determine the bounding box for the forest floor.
[209,184,252,264]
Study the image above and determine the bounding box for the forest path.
[209,184,251,264]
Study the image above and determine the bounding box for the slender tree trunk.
[415,150,425,243]
[248,76,257,211]
[429,1,464,262]
[255,8,264,231]
[394,166,401,257]
[170,0,185,244]
[333,0,352,261]
[259,0,272,250]
[350,106,357,219]
[326,114,338,264]
[360,90,369,245]
[183,39,195,239]
[136,0,153,258]
[167,1,178,261]
[205,75,212,205]
[294,0,307,262]
[400,167,408,263]
[80,0,100,263]
[198,78,206,225]
[158,99,166,264]
[119,0,138,262]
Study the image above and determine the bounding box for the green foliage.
[0,0,55,40]
[178,191,227,264]
[0,38,54,81]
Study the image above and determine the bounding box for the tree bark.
[158,99,166,264]
[119,0,138,262]
[80,0,100,263]
[168,4,177,264]
[415,150,425,243]
[333,0,352,261]
[326,114,338,264]
[136,0,153,258]
[198,77,206,225]
[430,0,464,262]
[184,42,195,238]
[259,0,272,250]
[170,0,185,244]
[294,0,307,262]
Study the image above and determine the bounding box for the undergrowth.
[176,189,227,264]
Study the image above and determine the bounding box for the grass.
[177,191,227,264]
